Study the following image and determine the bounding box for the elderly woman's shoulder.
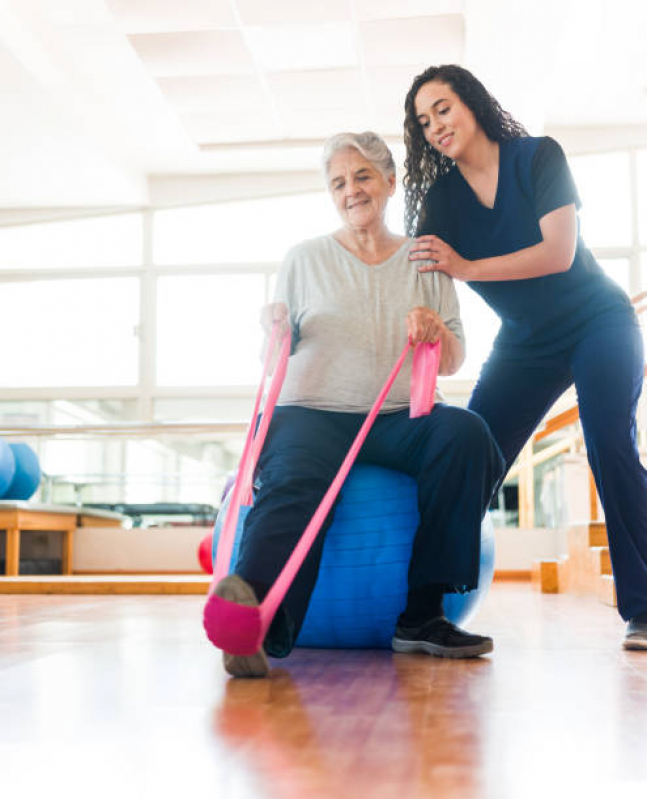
[283,234,336,264]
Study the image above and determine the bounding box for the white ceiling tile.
[374,109,408,137]
[266,69,364,111]
[279,106,371,139]
[236,0,352,25]
[353,0,464,22]
[245,23,358,71]
[106,0,236,33]
[180,110,282,144]
[365,67,416,134]
[128,31,254,76]
[368,65,422,109]
[156,76,268,112]
[360,15,464,67]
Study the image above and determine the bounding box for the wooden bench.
[0,502,125,576]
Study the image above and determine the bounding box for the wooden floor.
[1,583,646,799]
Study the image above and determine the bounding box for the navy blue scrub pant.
[469,318,647,621]
[235,404,504,656]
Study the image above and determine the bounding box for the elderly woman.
[215,131,504,678]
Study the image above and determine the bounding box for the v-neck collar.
[329,234,410,270]
[455,141,503,212]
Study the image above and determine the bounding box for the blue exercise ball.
[3,443,41,500]
[213,464,495,650]
[0,439,16,497]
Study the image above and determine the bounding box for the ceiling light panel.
[156,75,268,113]
[360,15,464,67]
[106,0,236,33]
[245,23,358,72]
[128,31,254,76]
[235,0,352,25]
[266,69,364,111]
[353,0,464,21]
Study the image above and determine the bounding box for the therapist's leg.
[468,349,573,477]
[571,321,647,642]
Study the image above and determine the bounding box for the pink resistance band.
[203,322,441,656]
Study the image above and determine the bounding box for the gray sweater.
[274,234,464,413]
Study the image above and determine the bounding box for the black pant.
[469,319,647,621]
[235,404,504,655]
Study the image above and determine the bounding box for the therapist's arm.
[410,204,578,282]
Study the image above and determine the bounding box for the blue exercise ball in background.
[0,439,16,498]
[3,443,41,500]
[213,464,495,650]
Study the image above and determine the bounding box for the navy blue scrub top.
[420,136,634,358]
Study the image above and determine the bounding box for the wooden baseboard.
[73,569,207,576]
[493,570,531,582]
[0,575,211,595]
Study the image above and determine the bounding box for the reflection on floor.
[1,583,646,799]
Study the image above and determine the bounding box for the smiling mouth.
[346,199,369,210]
[437,133,453,148]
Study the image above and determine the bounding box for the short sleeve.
[420,271,465,355]
[532,137,581,219]
[273,248,301,351]
[419,182,452,240]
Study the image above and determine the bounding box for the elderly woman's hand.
[409,236,471,281]
[260,302,289,337]
[406,306,446,345]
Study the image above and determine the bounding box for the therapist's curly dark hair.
[403,64,528,237]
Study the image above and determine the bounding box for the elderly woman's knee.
[259,449,336,495]
[440,407,502,461]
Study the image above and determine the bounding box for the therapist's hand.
[406,306,446,346]
[260,302,289,337]
[409,235,471,281]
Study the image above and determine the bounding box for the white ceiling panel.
[353,0,464,21]
[181,110,282,144]
[128,31,254,76]
[245,23,358,72]
[266,69,365,111]
[368,65,423,107]
[156,75,268,113]
[236,0,351,25]
[360,15,464,67]
[279,106,370,140]
[1,0,647,204]
[106,0,236,33]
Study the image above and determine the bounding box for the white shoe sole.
[623,637,647,651]
[392,636,493,659]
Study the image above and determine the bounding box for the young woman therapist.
[403,64,647,650]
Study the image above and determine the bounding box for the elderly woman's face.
[327,148,395,230]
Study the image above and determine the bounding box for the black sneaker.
[392,616,493,659]
[623,616,647,651]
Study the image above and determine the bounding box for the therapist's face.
[327,148,395,230]
[414,80,480,161]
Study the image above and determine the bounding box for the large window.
[156,274,266,385]
[569,151,632,249]
[0,214,142,269]
[153,192,339,265]
[0,277,140,386]
[2,145,646,506]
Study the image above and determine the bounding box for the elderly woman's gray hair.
[322,131,396,183]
